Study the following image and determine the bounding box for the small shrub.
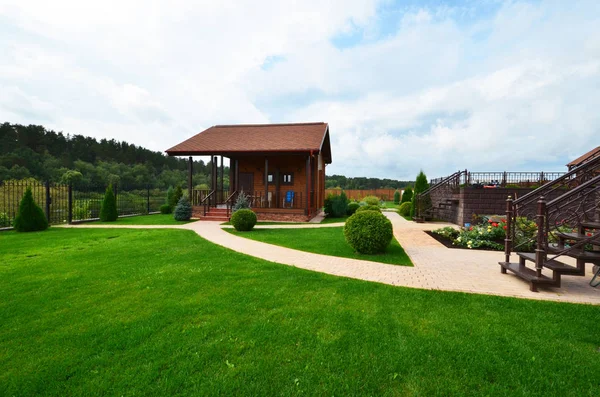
[99,184,118,222]
[347,202,360,215]
[173,196,192,221]
[393,190,400,205]
[0,212,11,228]
[13,187,48,232]
[401,187,413,203]
[331,191,348,217]
[231,209,257,231]
[325,192,348,218]
[169,185,183,209]
[160,204,172,214]
[398,202,411,216]
[73,201,92,220]
[233,191,250,212]
[411,171,430,218]
[355,205,381,213]
[362,196,380,206]
[165,186,175,213]
[344,211,393,254]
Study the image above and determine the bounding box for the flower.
[503,225,507,230]
[492,223,498,227]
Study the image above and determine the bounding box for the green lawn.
[1,228,599,396]
[93,214,197,225]
[227,226,412,266]
[320,215,348,224]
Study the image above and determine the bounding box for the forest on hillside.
[0,122,217,189]
[0,122,411,189]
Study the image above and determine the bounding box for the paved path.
[62,214,600,305]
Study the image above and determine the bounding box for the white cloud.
[0,0,599,180]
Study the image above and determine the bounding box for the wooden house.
[165,122,332,221]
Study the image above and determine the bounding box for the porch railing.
[245,191,304,210]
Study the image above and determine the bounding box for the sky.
[0,0,599,180]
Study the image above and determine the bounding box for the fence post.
[147,185,150,214]
[539,171,544,186]
[68,184,73,224]
[45,180,51,223]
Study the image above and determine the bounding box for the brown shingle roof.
[567,146,600,167]
[166,122,331,163]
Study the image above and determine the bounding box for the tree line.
[325,174,412,190]
[0,122,219,189]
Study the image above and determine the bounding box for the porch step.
[547,245,600,263]
[555,231,599,242]
[517,252,583,276]
[581,221,600,229]
[199,215,229,222]
[499,261,556,292]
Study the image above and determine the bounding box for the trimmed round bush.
[355,204,381,213]
[231,209,257,231]
[344,211,393,254]
[362,196,380,206]
[173,196,192,221]
[160,204,172,214]
[346,202,360,215]
[13,187,48,232]
[398,202,411,216]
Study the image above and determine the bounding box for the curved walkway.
[63,213,600,305]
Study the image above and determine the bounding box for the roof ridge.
[213,122,326,128]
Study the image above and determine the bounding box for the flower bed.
[431,217,509,251]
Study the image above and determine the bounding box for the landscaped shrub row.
[346,202,360,215]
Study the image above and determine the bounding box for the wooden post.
[147,184,150,214]
[275,168,280,208]
[188,156,193,201]
[67,184,73,224]
[220,155,224,203]
[212,156,217,206]
[264,158,268,208]
[503,196,513,269]
[535,196,546,277]
[305,156,310,215]
[234,159,239,192]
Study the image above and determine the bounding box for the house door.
[239,172,254,194]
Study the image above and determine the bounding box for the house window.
[282,173,293,185]
[267,174,274,183]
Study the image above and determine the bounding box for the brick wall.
[457,187,566,226]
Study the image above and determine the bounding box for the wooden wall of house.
[234,154,322,212]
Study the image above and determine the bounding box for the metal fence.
[0,180,168,228]
[430,171,566,187]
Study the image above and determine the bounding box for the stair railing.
[505,156,600,261]
[225,191,238,219]
[504,174,600,267]
[543,174,600,263]
[201,190,215,216]
[415,170,466,222]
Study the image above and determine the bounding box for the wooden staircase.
[194,207,230,222]
[415,170,465,223]
[499,158,600,291]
